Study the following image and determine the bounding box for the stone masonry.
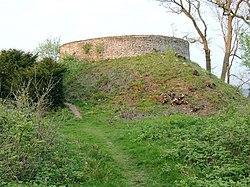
[60,35,190,61]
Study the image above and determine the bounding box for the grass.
[55,100,249,186]
[57,53,248,186]
[2,52,249,186]
[57,103,188,187]
[58,104,149,186]
[62,52,244,116]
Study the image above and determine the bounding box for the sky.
[0,0,248,86]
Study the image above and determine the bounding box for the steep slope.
[63,52,244,116]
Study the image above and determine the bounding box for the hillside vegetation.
[1,51,249,186]
[63,52,243,116]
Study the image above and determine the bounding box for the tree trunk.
[227,67,230,84]
[205,47,211,73]
[221,52,230,81]
[221,14,233,82]
[182,9,212,73]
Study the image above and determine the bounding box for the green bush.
[31,57,66,108]
[0,49,37,98]
[0,49,66,109]
[0,100,60,183]
[0,99,118,186]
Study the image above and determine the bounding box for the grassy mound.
[63,52,243,116]
[57,100,250,186]
[1,51,248,186]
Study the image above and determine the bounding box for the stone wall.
[60,35,190,61]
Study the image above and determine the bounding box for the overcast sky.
[0,0,247,83]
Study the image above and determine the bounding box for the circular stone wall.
[60,35,190,61]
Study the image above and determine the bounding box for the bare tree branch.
[156,0,212,72]
[207,0,250,26]
[231,74,250,89]
[206,0,248,81]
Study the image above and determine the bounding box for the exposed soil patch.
[64,102,82,119]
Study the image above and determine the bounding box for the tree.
[239,31,250,97]
[34,37,61,62]
[154,0,249,82]
[207,0,249,81]
[208,0,250,26]
[0,49,66,108]
[155,0,212,73]
[0,49,37,98]
[212,4,244,83]
[240,32,250,70]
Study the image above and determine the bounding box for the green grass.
[2,52,249,186]
[54,100,249,186]
[58,104,149,187]
[9,103,247,186]
[57,104,188,187]
[62,52,244,116]
[50,53,249,186]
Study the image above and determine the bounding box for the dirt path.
[82,125,147,187]
[64,102,82,119]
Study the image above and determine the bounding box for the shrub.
[0,100,61,183]
[0,97,118,186]
[0,49,37,98]
[31,57,66,108]
[0,49,66,109]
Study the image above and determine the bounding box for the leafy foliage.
[0,100,60,184]
[0,49,37,98]
[240,32,250,72]
[34,37,61,62]
[0,49,66,108]
[132,104,250,186]
[0,95,122,186]
[31,57,66,108]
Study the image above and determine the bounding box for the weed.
[95,43,105,55]
[82,43,92,54]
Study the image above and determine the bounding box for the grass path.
[82,124,147,187]
[60,110,150,187]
